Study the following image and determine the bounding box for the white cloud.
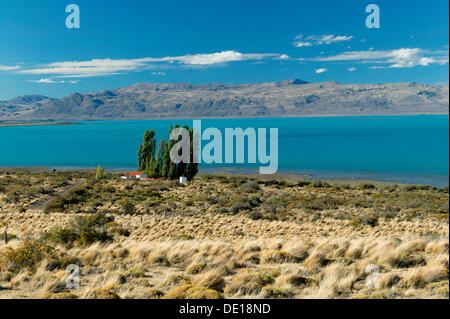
[152,72,166,76]
[17,51,282,79]
[315,68,327,74]
[275,54,290,60]
[146,51,277,65]
[28,78,78,84]
[293,34,353,47]
[0,65,21,71]
[348,67,357,72]
[293,39,313,48]
[20,58,146,78]
[310,48,449,68]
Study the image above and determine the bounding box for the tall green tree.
[186,127,199,181]
[138,130,156,172]
[175,124,190,178]
[161,139,170,178]
[148,139,165,177]
[167,124,179,180]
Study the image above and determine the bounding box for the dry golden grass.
[0,170,448,299]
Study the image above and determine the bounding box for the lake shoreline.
[1,112,448,125]
[0,166,448,187]
[0,122,83,127]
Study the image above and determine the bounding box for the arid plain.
[0,169,448,299]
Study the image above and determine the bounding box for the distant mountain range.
[0,79,448,121]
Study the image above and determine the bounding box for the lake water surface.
[0,115,448,186]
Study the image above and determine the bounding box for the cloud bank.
[17,51,281,79]
[293,34,353,47]
[310,48,449,68]
[0,65,21,71]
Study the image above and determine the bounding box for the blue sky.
[0,0,448,100]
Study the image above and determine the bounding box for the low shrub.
[84,288,120,299]
[43,212,124,246]
[118,199,136,214]
[0,239,56,273]
[310,180,331,188]
[162,285,223,299]
[391,253,427,268]
[119,268,145,284]
[358,183,376,190]
[350,213,378,227]
[148,289,165,299]
[241,181,260,193]
[262,286,294,298]
[186,263,207,275]
[261,251,304,264]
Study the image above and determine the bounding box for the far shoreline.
[0,112,447,126]
[0,122,84,127]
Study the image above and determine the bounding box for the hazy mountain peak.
[6,94,48,105]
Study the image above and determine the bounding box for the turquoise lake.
[0,115,448,186]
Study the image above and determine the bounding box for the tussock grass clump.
[261,251,304,264]
[186,262,207,275]
[224,270,276,296]
[282,275,316,288]
[378,273,401,288]
[262,286,294,298]
[84,288,121,299]
[303,250,331,268]
[350,213,379,228]
[391,252,427,268]
[0,239,57,274]
[40,292,79,299]
[353,291,388,299]
[165,274,191,286]
[162,285,223,299]
[427,280,449,297]
[148,289,165,299]
[398,269,427,288]
[119,268,145,284]
[190,267,226,292]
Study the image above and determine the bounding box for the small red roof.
[123,172,141,177]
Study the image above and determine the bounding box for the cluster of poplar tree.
[137,124,198,181]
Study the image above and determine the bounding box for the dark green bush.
[118,199,135,214]
[391,253,427,268]
[43,212,123,246]
[0,239,56,273]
